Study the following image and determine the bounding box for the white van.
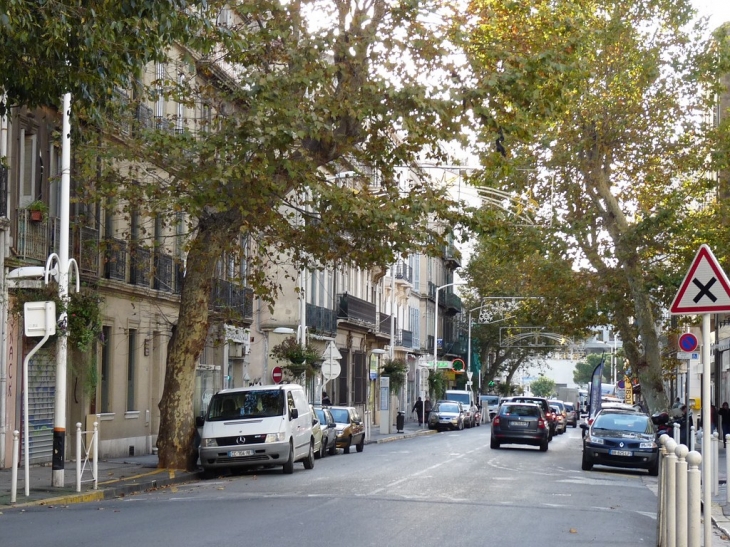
[444,389,478,427]
[197,384,315,476]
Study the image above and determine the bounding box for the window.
[127,329,137,411]
[100,326,112,413]
[19,129,37,207]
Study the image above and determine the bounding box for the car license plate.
[609,449,632,457]
[229,449,254,457]
[511,421,528,427]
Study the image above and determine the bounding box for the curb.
[367,429,438,445]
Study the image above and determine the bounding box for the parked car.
[550,404,567,434]
[197,384,315,476]
[330,406,365,454]
[564,402,578,428]
[428,401,466,431]
[501,396,556,440]
[580,408,659,476]
[313,405,337,456]
[445,390,478,427]
[491,402,549,451]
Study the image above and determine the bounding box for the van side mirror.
[195,416,205,427]
[290,408,299,420]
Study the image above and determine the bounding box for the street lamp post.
[367,348,386,441]
[432,281,467,427]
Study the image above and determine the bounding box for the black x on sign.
[671,245,730,314]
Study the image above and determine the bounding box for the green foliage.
[428,370,447,401]
[530,375,556,398]
[26,200,49,213]
[381,359,408,395]
[270,336,321,379]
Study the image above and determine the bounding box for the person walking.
[412,397,424,425]
[322,391,332,406]
[679,405,693,446]
[424,398,432,425]
[719,402,730,447]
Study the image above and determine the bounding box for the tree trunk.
[157,211,242,470]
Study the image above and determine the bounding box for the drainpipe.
[0,96,8,468]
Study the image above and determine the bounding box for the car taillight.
[538,418,545,429]
[588,418,594,425]
[493,416,500,426]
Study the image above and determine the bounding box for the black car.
[581,408,659,476]
[490,402,549,451]
[501,396,556,439]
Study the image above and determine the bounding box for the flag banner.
[589,355,605,418]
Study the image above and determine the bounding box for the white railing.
[75,421,99,492]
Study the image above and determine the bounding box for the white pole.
[676,444,689,547]
[11,430,19,503]
[713,431,719,496]
[664,437,677,547]
[702,312,712,547]
[658,435,667,547]
[75,422,81,492]
[726,434,730,506]
[93,421,98,490]
[53,92,72,487]
[687,451,702,547]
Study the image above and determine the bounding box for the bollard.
[687,451,702,547]
[713,431,720,496]
[76,422,82,492]
[665,437,678,547]
[691,426,696,451]
[10,430,19,503]
[675,444,689,547]
[675,422,681,443]
[726,434,730,506]
[658,435,667,547]
[93,422,99,490]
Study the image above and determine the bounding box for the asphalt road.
[1,424,662,547]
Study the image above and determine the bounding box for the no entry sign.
[272,366,283,384]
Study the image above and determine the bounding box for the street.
[1,425,662,546]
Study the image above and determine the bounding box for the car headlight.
[201,438,218,448]
[265,432,286,443]
[588,436,605,445]
[451,417,458,423]
[639,441,657,449]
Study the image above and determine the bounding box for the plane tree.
[456,0,730,412]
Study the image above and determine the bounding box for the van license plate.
[229,449,254,457]
[609,449,632,457]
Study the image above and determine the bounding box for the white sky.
[693,0,730,29]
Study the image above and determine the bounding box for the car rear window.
[502,405,539,417]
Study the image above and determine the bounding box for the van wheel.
[356,435,364,453]
[344,436,352,454]
[303,441,315,470]
[283,441,294,474]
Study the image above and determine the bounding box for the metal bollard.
[675,444,689,547]
[687,451,702,547]
[10,430,19,503]
[76,422,82,492]
[713,431,720,496]
[664,438,678,547]
[690,426,696,451]
[727,434,730,506]
[93,422,99,490]
[675,421,681,443]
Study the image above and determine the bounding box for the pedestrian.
[711,404,718,433]
[424,398,432,424]
[720,402,730,447]
[412,397,424,425]
[322,391,332,406]
[679,405,693,446]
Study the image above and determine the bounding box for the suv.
[330,406,365,454]
[501,396,556,439]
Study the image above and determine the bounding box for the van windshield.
[208,390,285,420]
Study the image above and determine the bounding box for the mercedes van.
[197,384,315,476]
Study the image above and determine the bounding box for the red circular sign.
[272,366,283,384]
[678,333,698,352]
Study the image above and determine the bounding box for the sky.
[693,0,730,29]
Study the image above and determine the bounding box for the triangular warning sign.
[670,244,730,314]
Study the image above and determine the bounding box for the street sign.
[271,366,283,384]
[670,244,730,314]
[678,332,699,352]
[676,351,700,360]
[321,360,341,381]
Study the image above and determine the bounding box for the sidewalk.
[0,420,434,508]
[706,439,730,540]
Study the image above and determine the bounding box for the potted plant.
[270,336,321,378]
[381,358,408,394]
[26,200,49,222]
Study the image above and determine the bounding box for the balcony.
[76,225,100,276]
[378,312,392,335]
[397,329,413,349]
[306,303,338,335]
[131,245,151,287]
[393,260,412,285]
[0,166,7,218]
[104,237,127,281]
[16,209,51,262]
[426,335,435,353]
[210,279,254,322]
[427,282,437,302]
[154,251,174,292]
[444,292,462,316]
[337,293,376,328]
[443,243,461,269]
